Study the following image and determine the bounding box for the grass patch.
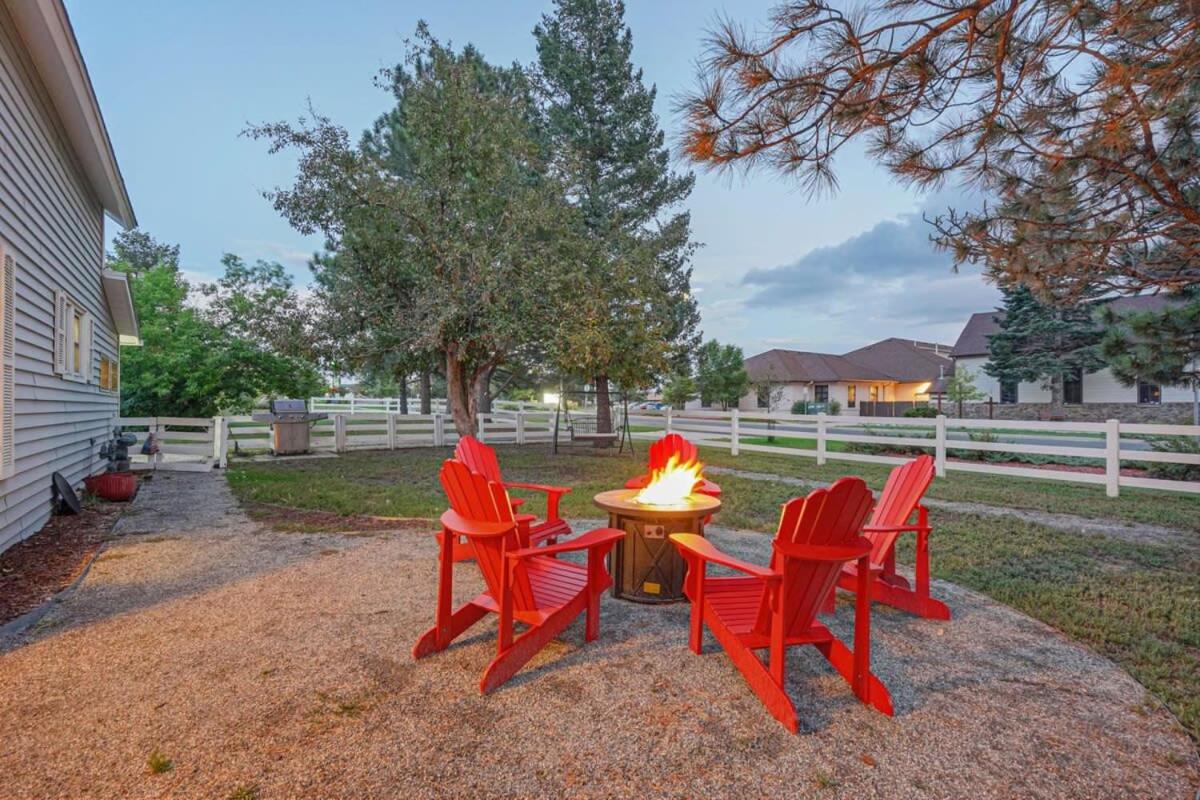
[224,444,1200,740]
[146,749,173,775]
[227,784,261,800]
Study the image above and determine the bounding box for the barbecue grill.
[252,399,328,455]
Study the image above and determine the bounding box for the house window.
[756,384,770,409]
[99,356,120,392]
[1137,381,1161,405]
[814,385,829,403]
[1000,380,1018,404]
[54,291,93,383]
[1063,368,1083,405]
[847,384,856,408]
[869,385,879,402]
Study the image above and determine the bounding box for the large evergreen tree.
[534,0,699,433]
[985,286,1106,416]
[1100,288,1200,425]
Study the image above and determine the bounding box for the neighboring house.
[0,0,138,553]
[737,338,953,415]
[950,295,1194,422]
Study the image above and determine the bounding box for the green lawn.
[226,444,1200,741]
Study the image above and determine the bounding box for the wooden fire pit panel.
[592,490,721,604]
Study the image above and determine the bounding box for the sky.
[68,0,1001,356]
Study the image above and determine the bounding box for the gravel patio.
[0,472,1196,799]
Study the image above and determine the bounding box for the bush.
[949,429,999,461]
[790,400,807,414]
[1144,436,1200,481]
[828,399,842,415]
[903,406,938,418]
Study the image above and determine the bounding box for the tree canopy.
[681,1,1199,300]
[694,339,749,410]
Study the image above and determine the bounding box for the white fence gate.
[118,417,224,473]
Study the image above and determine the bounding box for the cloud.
[739,190,993,328]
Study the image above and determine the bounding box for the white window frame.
[54,290,93,384]
[0,240,15,479]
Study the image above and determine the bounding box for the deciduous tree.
[695,339,749,410]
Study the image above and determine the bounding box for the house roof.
[7,0,135,228]
[950,294,1177,357]
[745,338,953,384]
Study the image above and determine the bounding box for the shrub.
[828,399,842,415]
[790,400,808,415]
[903,406,938,418]
[1144,436,1200,481]
[949,429,999,461]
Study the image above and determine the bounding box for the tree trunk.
[595,374,611,435]
[419,370,432,415]
[445,351,475,437]
[396,370,409,415]
[475,365,494,414]
[1049,373,1064,419]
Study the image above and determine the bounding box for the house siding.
[0,4,119,553]
[954,355,1194,421]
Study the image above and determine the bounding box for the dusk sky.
[68,0,1001,355]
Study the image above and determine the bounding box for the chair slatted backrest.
[454,436,504,483]
[757,477,875,637]
[865,455,934,566]
[647,433,697,471]
[439,459,535,611]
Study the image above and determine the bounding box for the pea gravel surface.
[0,473,1196,799]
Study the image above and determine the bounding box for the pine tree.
[985,286,1106,416]
[535,0,699,433]
[1100,289,1200,425]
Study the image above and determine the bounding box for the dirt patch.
[0,501,124,625]
[244,502,433,535]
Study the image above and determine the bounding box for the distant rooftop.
[745,338,952,384]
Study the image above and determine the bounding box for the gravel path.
[0,473,1196,799]
[706,465,1198,548]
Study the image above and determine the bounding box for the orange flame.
[633,453,705,506]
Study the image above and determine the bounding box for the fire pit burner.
[592,489,721,604]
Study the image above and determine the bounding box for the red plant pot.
[84,471,138,502]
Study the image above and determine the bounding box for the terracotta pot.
[84,471,138,502]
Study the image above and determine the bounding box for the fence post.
[349,397,357,415]
[816,412,827,465]
[1105,418,1120,498]
[666,407,673,434]
[934,415,947,477]
[516,411,526,445]
[730,409,740,456]
[477,414,486,443]
[433,413,445,447]
[387,413,397,450]
[212,416,225,467]
[334,414,347,453]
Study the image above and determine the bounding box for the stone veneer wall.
[954,402,1195,424]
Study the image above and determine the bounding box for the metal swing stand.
[552,388,634,456]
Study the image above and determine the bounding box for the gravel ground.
[706,465,1198,548]
[0,473,1196,799]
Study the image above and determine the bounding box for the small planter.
[84,471,138,502]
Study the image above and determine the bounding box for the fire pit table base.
[593,490,722,604]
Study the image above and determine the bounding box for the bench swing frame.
[551,387,634,456]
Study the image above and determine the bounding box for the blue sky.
[69,0,1000,355]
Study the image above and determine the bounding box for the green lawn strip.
[698,446,1200,533]
[223,446,1199,741]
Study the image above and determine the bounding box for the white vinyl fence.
[133,408,1200,497]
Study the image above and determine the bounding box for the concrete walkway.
[0,472,1195,798]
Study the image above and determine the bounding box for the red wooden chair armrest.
[514,512,537,525]
[504,481,572,497]
[861,523,925,534]
[507,528,623,560]
[669,534,779,582]
[439,510,514,539]
[773,538,873,563]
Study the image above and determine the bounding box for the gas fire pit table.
[592,489,722,604]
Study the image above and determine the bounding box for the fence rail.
[133,408,1200,497]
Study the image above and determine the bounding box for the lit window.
[847,384,856,408]
[1137,381,1161,405]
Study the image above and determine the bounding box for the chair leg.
[479,595,587,694]
[412,601,489,659]
[705,613,797,733]
[816,638,893,716]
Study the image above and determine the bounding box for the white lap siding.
[0,5,118,553]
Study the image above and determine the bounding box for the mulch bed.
[243,502,433,534]
[0,501,125,626]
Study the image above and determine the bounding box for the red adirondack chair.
[625,433,721,511]
[413,459,623,693]
[830,454,950,620]
[442,436,573,562]
[671,477,893,733]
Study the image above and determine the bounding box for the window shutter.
[1,248,15,479]
[81,313,94,383]
[53,290,67,375]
